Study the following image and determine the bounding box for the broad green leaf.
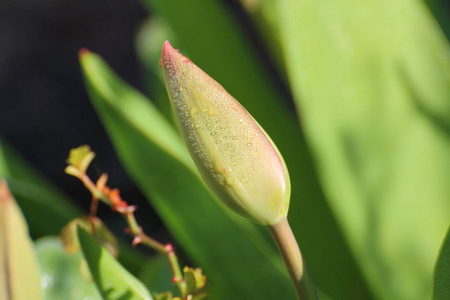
[139,2,373,298]
[135,16,178,122]
[80,50,296,299]
[433,226,450,300]
[0,179,42,300]
[238,0,287,79]
[60,216,118,257]
[77,227,153,300]
[0,137,81,237]
[35,236,100,300]
[278,0,450,299]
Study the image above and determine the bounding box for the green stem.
[77,171,186,297]
[268,217,319,300]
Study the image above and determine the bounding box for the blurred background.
[0,0,449,299]
[0,0,152,233]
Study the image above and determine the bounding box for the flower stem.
[268,217,319,300]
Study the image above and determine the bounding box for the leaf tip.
[79,47,91,59]
[0,179,14,205]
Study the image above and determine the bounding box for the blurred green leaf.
[60,216,118,257]
[156,292,176,300]
[0,137,81,238]
[78,227,153,300]
[80,50,296,299]
[36,237,100,300]
[278,0,450,299]
[66,145,95,174]
[433,226,450,300]
[238,0,287,79]
[138,2,373,298]
[426,0,450,39]
[0,179,42,300]
[183,267,206,295]
[135,16,177,122]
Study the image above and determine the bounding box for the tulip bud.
[161,41,290,225]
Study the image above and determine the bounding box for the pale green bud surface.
[161,41,290,225]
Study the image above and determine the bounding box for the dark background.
[0,0,448,238]
[0,0,154,235]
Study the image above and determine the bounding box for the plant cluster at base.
[64,145,207,300]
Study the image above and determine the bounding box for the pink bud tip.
[78,48,90,58]
[172,277,179,283]
[165,243,173,251]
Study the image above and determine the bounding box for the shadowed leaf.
[433,226,450,300]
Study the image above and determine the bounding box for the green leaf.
[35,236,100,300]
[77,227,153,300]
[0,179,42,300]
[60,216,118,257]
[135,16,178,122]
[434,226,450,300]
[80,50,295,299]
[0,136,82,238]
[156,292,174,300]
[278,0,450,299]
[192,292,208,300]
[66,145,95,174]
[138,2,373,298]
[183,267,206,294]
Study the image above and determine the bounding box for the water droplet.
[211,131,217,136]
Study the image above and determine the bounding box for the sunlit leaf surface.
[279,0,450,299]
[0,179,42,300]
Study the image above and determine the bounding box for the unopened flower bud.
[161,41,290,225]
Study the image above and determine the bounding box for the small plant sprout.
[65,145,207,300]
[161,41,318,300]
